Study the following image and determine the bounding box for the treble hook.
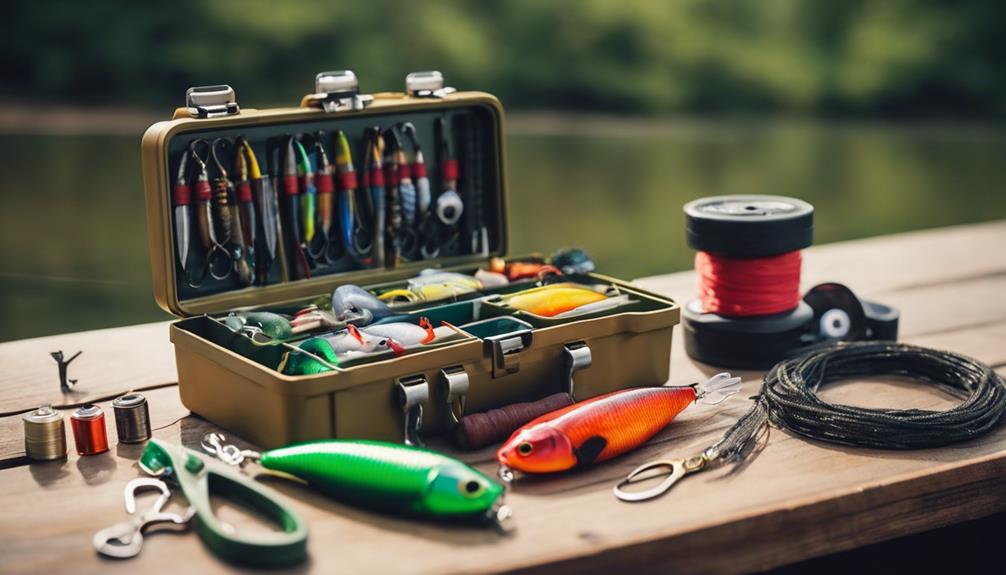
[613,448,721,502]
[186,139,232,286]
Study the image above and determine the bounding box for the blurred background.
[2,0,1005,341]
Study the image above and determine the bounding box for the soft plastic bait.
[202,434,512,528]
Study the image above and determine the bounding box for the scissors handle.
[139,439,308,567]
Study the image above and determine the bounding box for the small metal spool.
[22,405,67,461]
[71,404,109,456]
[112,393,152,444]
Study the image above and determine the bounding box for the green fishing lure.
[202,435,512,528]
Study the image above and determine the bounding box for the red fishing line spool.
[70,404,109,456]
[682,195,816,369]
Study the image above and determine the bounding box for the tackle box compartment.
[142,73,680,448]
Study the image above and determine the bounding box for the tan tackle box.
[142,71,679,449]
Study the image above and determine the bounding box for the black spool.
[684,195,814,257]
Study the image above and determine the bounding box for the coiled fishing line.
[713,341,1006,460]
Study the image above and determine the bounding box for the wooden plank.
[2,222,1006,575]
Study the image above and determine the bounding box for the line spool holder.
[682,195,900,369]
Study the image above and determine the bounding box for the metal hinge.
[396,374,429,447]
[304,70,374,112]
[563,341,592,400]
[185,85,240,118]
[405,71,457,99]
[486,329,533,378]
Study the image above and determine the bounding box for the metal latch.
[303,70,374,112]
[563,341,592,400]
[396,374,429,447]
[185,85,240,118]
[486,329,533,378]
[439,366,470,425]
[405,71,457,99]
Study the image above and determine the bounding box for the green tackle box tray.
[142,73,680,449]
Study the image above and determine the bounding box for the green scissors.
[94,438,308,567]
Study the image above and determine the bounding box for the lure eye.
[517,442,533,456]
[459,479,485,498]
[379,340,388,346]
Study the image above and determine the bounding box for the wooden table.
[2,221,1005,575]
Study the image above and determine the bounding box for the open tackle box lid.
[141,72,510,317]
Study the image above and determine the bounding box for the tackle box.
[142,71,680,449]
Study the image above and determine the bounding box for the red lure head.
[497,425,577,473]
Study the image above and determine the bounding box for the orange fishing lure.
[497,373,740,475]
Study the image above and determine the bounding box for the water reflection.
[1,120,1004,341]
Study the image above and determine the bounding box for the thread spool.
[112,393,151,444]
[22,405,67,461]
[455,392,575,450]
[682,195,816,369]
[70,404,109,456]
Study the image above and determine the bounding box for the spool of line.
[112,393,151,444]
[22,405,67,461]
[455,392,575,450]
[682,195,815,369]
[70,404,109,456]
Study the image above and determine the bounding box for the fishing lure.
[378,270,482,306]
[500,284,620,317]
[383,128,403,266]
[189,139,232,282]
[552,248,596,275]
[201,433,512,528]
[497,373,741,477]
[233,139,259,285]
[211,138,254,286]
[362,317,439,346]
[172,149,193,281]
[282,325,404,374]
[366,127,387,268]
[295,139,317,248]
[334,130,372,264]
[488,258,563,282]
[289,284,395,333]
[312,132,340,263]
[435,116,464,228]
[239,138,279,284]
[282,137,311,279]
[402,123,436,260]
[222,311,294,342]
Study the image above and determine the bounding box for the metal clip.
[396,374,430,447]
[486,329,532,378]
[439,365,470,425]
[613,448,720,502]
[306,70,374,112]
[563,341,592,400]
[185,85,240,118]
[405,71,457,99]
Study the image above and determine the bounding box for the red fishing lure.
[497,373,740,475]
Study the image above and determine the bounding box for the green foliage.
[3,0,1004,115]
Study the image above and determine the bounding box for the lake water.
[2,118,1005,341]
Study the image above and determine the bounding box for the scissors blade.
[174,205,190,272]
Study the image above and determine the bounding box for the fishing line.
[695,250,802,317]
[715,341,1006,459]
